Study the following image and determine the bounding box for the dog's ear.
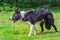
[15,8,18,11]
[14,8,20,14]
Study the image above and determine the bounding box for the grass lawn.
[0,10,60,40]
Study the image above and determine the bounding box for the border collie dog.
[9,8,57,36]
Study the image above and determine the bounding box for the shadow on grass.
[37,31,60,35]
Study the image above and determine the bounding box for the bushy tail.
[42,8,54,30]
[45,21,52,30]
[44,13,54,30]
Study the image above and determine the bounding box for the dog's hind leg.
[40,21,44,33]
[48,21,58,32]
[51,24,57,32]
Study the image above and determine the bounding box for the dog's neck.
[20,11,26,18]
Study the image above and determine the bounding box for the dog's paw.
[28,34,31,36]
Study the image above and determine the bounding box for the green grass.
[0,10,60,40]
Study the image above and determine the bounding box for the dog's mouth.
[9,18,18,24]
[11,20,17,25]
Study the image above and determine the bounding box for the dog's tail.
[44,13,54,30]
[45,21,52,30]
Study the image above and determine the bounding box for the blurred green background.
[0,0,60,11]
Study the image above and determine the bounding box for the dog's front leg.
[33,25,36,35]
[27,21,34,36]
[28,24,34,36]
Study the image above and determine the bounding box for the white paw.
[28,34,31,36]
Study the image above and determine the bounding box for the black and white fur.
[9,8,57,36]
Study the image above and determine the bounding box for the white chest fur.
[20,11,26,18]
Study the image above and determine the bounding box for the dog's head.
[9,8,21,24]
